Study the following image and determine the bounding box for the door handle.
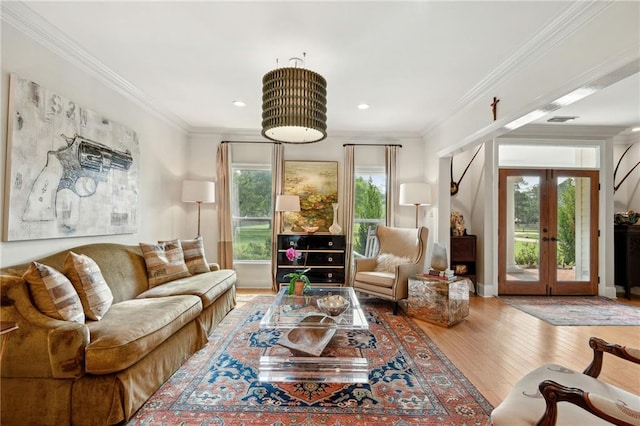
[550,237,558,242]
[542,237,549,242]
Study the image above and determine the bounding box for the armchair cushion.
[491,363,639,425]
[492,337,640,426]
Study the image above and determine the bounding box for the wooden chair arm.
[536,380,637,426]
[583,337,640,378]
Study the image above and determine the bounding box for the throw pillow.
[140,239,191,287]
[23,262,85,324]
[63,252,114,320]
[180,236,210,274]
[375,253,411,273]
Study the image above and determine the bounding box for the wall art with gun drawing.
[3,74,139,241]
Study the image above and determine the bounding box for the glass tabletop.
[259,286,369,330]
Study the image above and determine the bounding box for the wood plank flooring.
[237,288,640,407]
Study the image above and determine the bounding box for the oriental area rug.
[128,295,493,425]
[498,296,640,326]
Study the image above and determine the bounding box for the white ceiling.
[7,1,640,136]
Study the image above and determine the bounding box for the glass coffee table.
[258,286,369,383]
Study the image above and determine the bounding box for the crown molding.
[422,1,615,138]
[1,1,190,133]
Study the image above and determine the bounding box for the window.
[231,164,272,261]
[353,167,386,258]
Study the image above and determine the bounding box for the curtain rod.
[342,143,403,148]
[221,140,281,145]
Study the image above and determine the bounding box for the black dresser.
[614,225,640,299]
[276,234,346,288]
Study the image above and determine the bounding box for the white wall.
[0,23,189,267]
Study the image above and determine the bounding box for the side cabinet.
[450,235,477,295]
[276,234,346,288]
[614,225,640,299]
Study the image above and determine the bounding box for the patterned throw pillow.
[63,252,114,320]
[180,236,210,274]
[375,253,411,273]
[23,262,85,324]
[140,239,191,287]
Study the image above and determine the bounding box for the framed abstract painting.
[283,161,338,232]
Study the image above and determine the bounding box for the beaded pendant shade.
[261,58,327,144]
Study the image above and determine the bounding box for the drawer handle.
[290,242,294,246]
[328,273,333,278]
[328,241,333,247]
[328,257,333,262]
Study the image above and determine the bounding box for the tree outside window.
[231,166,272,261]
[353,173,386,257]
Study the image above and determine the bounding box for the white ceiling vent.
[547,116,578,123]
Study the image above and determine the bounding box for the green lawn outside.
[234,223,272,260]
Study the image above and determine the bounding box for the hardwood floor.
[237,288,640,408]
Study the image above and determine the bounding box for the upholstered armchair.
[352,225,428,314]
[491,337,640,426]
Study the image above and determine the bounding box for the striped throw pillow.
[23,262,85,324]
[180,236,210,274]
[140,239,191,287]
[63,252,114,320]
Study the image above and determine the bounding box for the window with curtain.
[353,166,386,257]
[231,163,273,261]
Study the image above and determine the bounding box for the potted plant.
[284,247,311,295]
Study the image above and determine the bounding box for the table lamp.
[399,183,432,228]
[182,180,215,236]
[275,195,300,233]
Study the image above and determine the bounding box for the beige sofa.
[0,242,237,425]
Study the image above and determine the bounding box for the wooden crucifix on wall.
[491,96,500,121]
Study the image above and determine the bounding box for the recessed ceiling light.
[632,127,640,132]
[232,100,246,107]
[357,103,370,110]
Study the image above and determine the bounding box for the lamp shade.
[275,195,300,212]
[261,61,327,144]
[399,183,431,206]
[182,180,215,203]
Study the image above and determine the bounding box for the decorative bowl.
[278,314,336,357]
[615,211,639,225]
[301,225,319,234]
[317,294,350,316]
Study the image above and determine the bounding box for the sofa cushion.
[63,252,114,320]
[140,240,191,287]
[137,269,237,308]
[180,236,210,275]
[23,262,85,324]
[375,253,411,273]
[85,295,202,374]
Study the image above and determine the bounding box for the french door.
[498,169,598,295]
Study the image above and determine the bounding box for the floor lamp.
[399,183,432,228]
[182,180,216,236]
[275,195,300,233]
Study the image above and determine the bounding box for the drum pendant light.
[261,54,327,143]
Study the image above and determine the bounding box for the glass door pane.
[507,175,541,282]
[552,171,598,295]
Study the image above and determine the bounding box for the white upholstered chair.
[352,225,428,314]
[491,337,640,426]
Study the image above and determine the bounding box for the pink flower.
[286,247,301,262]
